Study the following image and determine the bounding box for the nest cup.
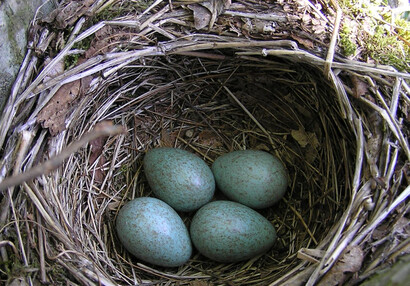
[0,1,409,285]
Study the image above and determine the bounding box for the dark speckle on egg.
[190,200,277,263]
[212,150,288,209]
[116,197,192,267]
[143,147,215,212]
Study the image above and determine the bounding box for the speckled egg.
[212,150,288,209]
[143,147,215,212]
[190,200,276,263]
[116,197,192,267]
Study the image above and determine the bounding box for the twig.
[223,10,287,22]
[0,240,18,255]
[351,185,410,246]
[242,49,410,79]
[306,117,365,286]
[223,86,277,150]
[324,1,342,78]
[283,198,318,245]
[0,123,126,192]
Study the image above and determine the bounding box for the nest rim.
[0,1,409,286]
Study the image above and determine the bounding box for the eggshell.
[116,197,192,267]
[190,200,276,263]
[143,147,215,212]
[212,150,288,209]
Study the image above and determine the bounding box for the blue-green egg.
[212,150,288,209]
[190,200,276,263]
[143,147,215,212]
[116,197,192,267]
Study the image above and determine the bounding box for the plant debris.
[0,0,409,285]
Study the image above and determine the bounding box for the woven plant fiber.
[0,0,409,285]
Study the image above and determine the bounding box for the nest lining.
[0,1,409,286]
[63,54,353,285]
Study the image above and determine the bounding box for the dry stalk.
[0,0,408,285]
[0,123,126,192]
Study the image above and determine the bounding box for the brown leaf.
[160,130,179,147]
[393,217,410,236]
[318,246,364,286]
[89,137,107,166]
[43,57,65,83]
[372,223,390,240]
[42,0,94,29]
[351,75,369,98]
[291,127,318,149]
[291,34,314,49]
[339,247,364,273]
[84,26,115,58]
[188,4,211,30]
[188,0,231,30]
[197,130,222,147]
[89,137,108,183]
[37,80,81,136]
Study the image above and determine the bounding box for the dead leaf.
[197,130,222,147]
[188,0,231,30]
[255,143,270,151]
[161,130,179,147]
[291,127,318,148]
[318,246,364,286]
[188,4,212,30]
[43,57,65,83]
[366,133,382,165]
[290,129,309,148]
[107,200,121,211]
[37,80,81,136]
[42,0,94,29]
[351,75,369,98]
[305,144,319,163]
[89,130,108,183]
[393,217,410,236]
[84,26,115,58]
[291,34,314,49]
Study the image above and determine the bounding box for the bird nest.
[1,0,409,285]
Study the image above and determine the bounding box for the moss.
[338,0,410,72]
[364,22,410,71]
[339,23,358,56]
[361,254,410,286]
[93,0,155,24]
[64,34,93,69]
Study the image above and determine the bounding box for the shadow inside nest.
[68,53,356,284]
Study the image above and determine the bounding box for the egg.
[116,197,192,267]
[212,150,288,209]
[190,200,276,263]
[143,147,215,212]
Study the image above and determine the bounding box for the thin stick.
[352,185,410,246]
[223,10,287,22]
[283,198,318,245]
[324,2,342,78]
[37,213,47,283]
[223,86,276,149]
[306,117,365,286]
[0,123,126,192]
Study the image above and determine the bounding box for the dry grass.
[0,0,409,285]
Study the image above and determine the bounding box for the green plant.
[337,0,410,71]
[340,22,358,56]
